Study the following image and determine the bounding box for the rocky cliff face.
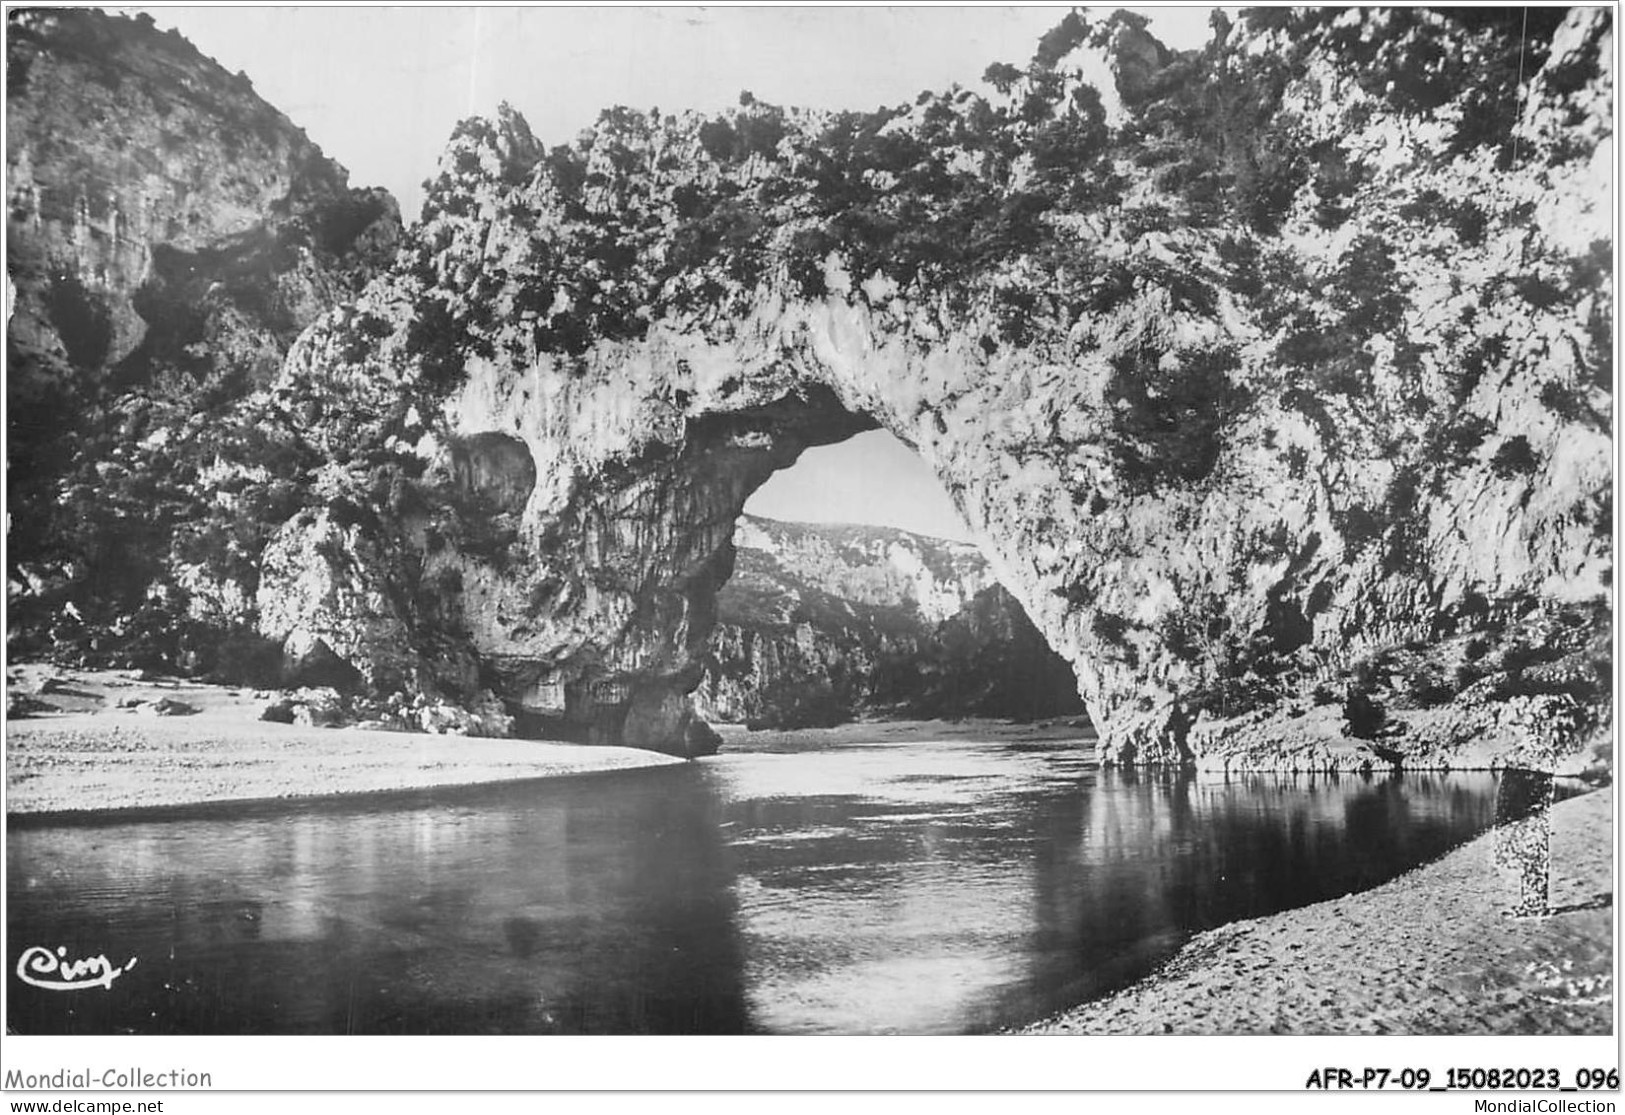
[731,515,990,625]
[695,515,1085,726]
[7,9,398,385]
[266,7,1608,765]
[6,8,401,670]
[12,10,1612,770]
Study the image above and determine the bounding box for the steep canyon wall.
[696,515,1086,726]
[7,8,402,670]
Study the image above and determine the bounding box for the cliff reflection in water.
[1010,768,1498,1026]
[703,736,1497,1033]
[8,733,1497,1035]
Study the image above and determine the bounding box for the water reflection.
[1009,768,1498,1030]
[707,742,1497,1033]
[8,735,1498,1035]
[8,767,750,1034]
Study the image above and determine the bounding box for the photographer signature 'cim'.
[15,945,137,991]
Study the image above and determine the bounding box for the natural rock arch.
[8,9,1608,773]
[261,8,1612,768]
[428,376,887,756]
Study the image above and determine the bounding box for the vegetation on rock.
[7,8,1613,766]
[7,7,402,684]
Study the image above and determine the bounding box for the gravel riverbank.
[4,667,682,816]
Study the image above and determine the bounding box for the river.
[6,722,1500,1034]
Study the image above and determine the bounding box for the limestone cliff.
[262,8,1608,765]
[695,515,1086,726]
[11,10,1613,770]
[6,8,401,670]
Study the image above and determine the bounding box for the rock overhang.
[11,8,1610,771]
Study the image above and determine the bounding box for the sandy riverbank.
[5,664,1093,816]
[1022,781,1615,1035]
[4,665,683,816]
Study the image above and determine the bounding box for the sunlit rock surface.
[10,9,1613,766]
[270,8,1609,763]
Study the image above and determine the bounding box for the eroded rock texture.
[264,8,1610,763]
[9,9,1613,767]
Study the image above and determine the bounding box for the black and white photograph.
[2,1,1616,1098]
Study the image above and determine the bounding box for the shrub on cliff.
[1342,689,1389,739]
[745,678,853,731]
[19,7,1605,764]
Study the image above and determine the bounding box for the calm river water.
[7,724,1500,1034]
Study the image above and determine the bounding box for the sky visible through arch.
[744,429,976,543]
[125,5,1222,545]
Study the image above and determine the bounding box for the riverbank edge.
[4,714,691,817]
[9,698,1607,819]
[1018,781,1616,1035]
[4,690,1096,817]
